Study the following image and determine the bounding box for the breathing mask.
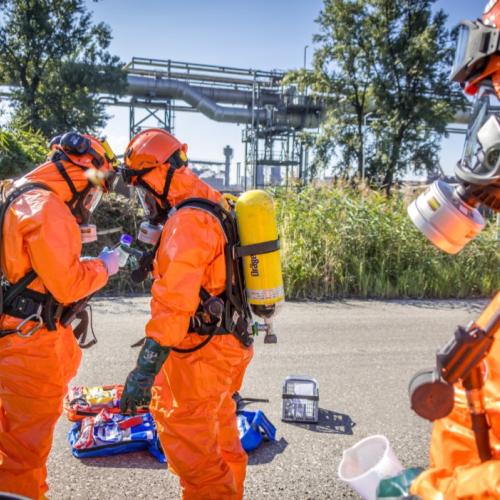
[408,92,500,253]
[77,187,104,243]
[138,220,163,246]
[53,161,103,243]
[121,151,186,245]
[132,186,163,245]
[135,185,164,222]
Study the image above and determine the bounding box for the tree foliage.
[0,128,47,176]
[286,0,465,193]
[0,0,126,137]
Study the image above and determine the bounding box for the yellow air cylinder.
[235,189,284,319]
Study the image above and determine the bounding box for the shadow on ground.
[79,450,165,470]
[288,408,356,435]
[77,436,289,469]
[391,299,484,313]
[248,437,288,466]
[288,299,485,314]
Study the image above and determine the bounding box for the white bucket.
[337,435,403,500]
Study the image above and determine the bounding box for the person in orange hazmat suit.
[0,132,120,499]
[411,296,500,499]
[118,128,253,500]
[410,1,500,497]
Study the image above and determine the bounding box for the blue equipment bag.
[237,410,277,452]
[67,410,166,463]
[68,408,275,461]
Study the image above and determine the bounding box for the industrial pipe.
[126,75,322,128]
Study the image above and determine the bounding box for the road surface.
[46,298,485,499]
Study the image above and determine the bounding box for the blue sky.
[86,0,481,180]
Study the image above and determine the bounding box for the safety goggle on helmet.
[450,20,500,89]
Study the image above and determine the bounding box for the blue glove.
[98,247,120,276]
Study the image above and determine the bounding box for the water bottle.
[117,234,133,268]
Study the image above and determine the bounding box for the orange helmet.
[121,129,189,224]
[43,132,119,226]
[123,128,188,174]
[49,132,117,192]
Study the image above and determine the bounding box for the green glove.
[376,467,424,499]
[120,338,170,414]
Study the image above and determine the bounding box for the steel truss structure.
[123,57,323,189]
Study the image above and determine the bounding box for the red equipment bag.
[64,384,148,421]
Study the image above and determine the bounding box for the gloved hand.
[120,337,170,414]
[98,247,120,276]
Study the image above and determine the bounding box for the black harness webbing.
[235,239,280,258]
[163,198,253,354]
[54,161,78,197]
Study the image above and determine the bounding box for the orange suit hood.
[17,158,90,204]
[140,163,223,209]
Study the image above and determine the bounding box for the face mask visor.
[81,187,103,214]
[134,186,165,245]
[460,93,491,170]
[135,184,163,221]
[135,185,153,217]
[458,92,500,185]
[71,188,103,244]
[460,115,500,183]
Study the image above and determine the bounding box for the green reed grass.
[94,188,498,299]
[274,184,499,300]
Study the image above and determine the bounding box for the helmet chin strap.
[161,161,177,209]
[159,149,188,207]
[53,160,94,224]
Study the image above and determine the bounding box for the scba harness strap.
[164,198,251,353]
[168,197,278,354]
[0,183,95,347]
[131,196,280,353]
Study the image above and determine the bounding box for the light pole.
[362,112,373,181]
[303,45,310,99]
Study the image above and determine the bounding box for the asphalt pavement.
[46,297,486,499]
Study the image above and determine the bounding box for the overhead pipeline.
[126,75,322,129]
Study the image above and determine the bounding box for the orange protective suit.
[411,293,500,499]
[133,160,253,499]
[0,160,109,498]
